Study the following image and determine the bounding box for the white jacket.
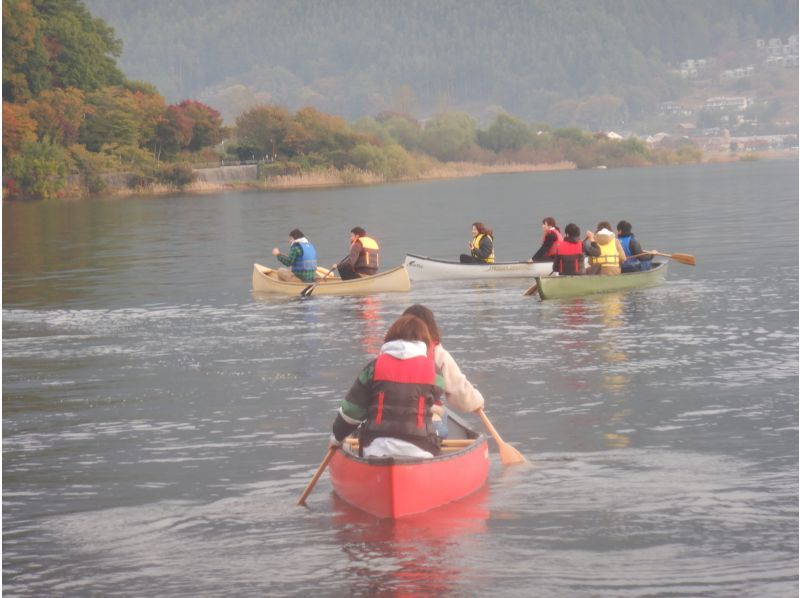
[434,344,484,412]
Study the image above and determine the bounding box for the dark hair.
[402,304,440,344]
[351,226,366,237]
[384,315,433,347]
[542,217,557,227]
[596,221,612,232]
[289,228,304,240]
[564,223,580,238]
[616,220,632,235]
[473,222,493,237]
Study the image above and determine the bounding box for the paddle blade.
[670,253,696,266]
[522,282,538,296]
[498,442,527,466]
[476,408,528,466]
[299,284,315,297]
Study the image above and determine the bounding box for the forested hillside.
[84,0,797,126]
[3,0,224,199]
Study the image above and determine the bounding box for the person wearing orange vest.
[337,226,380,280]
[553,223,586,275]
[530,216,563,262]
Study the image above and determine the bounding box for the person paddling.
[617,220,655,272]
[329,315,444,458]
[402,304,485,439]
[271,228,318,282]
[337,226,380,280]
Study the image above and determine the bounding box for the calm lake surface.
[3,160,798,596]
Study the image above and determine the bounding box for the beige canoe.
[252,263,411,296]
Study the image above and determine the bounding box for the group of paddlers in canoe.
[270,226,381,283]
[269,218,657,286]
[459,217,657,276]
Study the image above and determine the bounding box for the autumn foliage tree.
[234,105,292,159]
[27,87,86,145]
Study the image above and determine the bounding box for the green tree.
[347,143,388,176]
[477,113,533,152]
[6,138,68,199]
[382,115,422,151]
[35,0,125,91]
[79,86,140,151]
[2,0,51,101]
[419,112,477,161]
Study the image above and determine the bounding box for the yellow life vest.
[594,238,620,268]
[471,233,495,263]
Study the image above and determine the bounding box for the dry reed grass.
[103,160,578,198]
[261,161,576,189]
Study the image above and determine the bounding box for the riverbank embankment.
[67,149,798,200]
[107,160,577,198]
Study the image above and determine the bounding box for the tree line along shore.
[3,0,788,201]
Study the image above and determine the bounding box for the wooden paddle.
[522,281,538,296]
[297,445,337,506]
[632,251,696,266]
[476,408,527,465]
[300,263,338,297]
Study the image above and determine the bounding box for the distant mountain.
[84,0,798,128]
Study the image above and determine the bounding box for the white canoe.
[252,263,411,296]
[403,253,554,281]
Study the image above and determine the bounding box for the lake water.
[3,160,798,596]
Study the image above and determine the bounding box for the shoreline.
[54,149,800,200]
[105,161,578,198]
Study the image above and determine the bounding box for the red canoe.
[328,412,490,518]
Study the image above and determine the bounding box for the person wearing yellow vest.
[337,226,380,280]
[459,222,495,263]
[583,221,625,275]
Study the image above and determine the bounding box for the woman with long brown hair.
[459,221,495,263]
[329,315,444,458]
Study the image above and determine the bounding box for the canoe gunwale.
[403,253,555,281]
[338,433,489,466]
[405,253,535,267]
[534,261,669,300]
[252,263,410,295]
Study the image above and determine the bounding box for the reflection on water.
[3,160,797,596]
[355,295,384,356]
[332,486,490,596]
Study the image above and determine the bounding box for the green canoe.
[535,262,668,300]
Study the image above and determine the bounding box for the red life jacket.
[554,238,584,274]
[543,228,563,257]
[360,353,442,454]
